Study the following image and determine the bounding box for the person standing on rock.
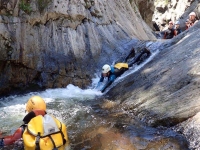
[96,48,151,93]
[175,21,182,35]
[163,21,177,39]
[188,12,198,26]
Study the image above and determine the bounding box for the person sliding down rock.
[163,21,177,39]
[96,48,151,93]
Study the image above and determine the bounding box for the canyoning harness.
[23,114,68,150]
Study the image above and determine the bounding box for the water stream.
[0,41,189,149]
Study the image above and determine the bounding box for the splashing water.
[0,41,188,150]
[0,85,100,133]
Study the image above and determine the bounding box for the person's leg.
[128,48,151,67]
[124,48,135,62]
[143,48,151,56]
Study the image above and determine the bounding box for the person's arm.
[100,80,113,93]
[100,75,116,93]
[0,127,24,146]
[174,29,177,36]
[0,110,47,147]
[96,74,104,89]
[99,74,104,83]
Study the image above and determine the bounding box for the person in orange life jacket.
[174,21,182,35]
[163,21,177,39]
[188,12,198,26]
[0,96,47,147]
[96,48,151,93]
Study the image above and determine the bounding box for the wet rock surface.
[105,22,200,149]
[71,109,189,150]
[173,112,200,149]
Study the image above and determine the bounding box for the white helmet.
[175,21,180,25]
[189,12,196,17]
[102,64,111,74]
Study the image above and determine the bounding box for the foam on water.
[0,84,102,135]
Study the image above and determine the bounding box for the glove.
[0,138,4,147]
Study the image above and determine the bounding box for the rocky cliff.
[0,0,155,96]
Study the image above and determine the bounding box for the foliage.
[37,0,51,12]
[19,0,32,14]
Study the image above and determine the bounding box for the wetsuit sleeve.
[99,74,104,82]
[2,127,23,145]
[100,75,116,93]
[100,80,113,93]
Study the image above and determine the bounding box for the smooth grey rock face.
[0,0,155,96]
[104,22,200,149]
[105,21,200,147]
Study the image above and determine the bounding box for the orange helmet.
[26,96,46,113]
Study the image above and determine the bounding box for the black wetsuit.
[164,28,176,39]
[175,28,182,35]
